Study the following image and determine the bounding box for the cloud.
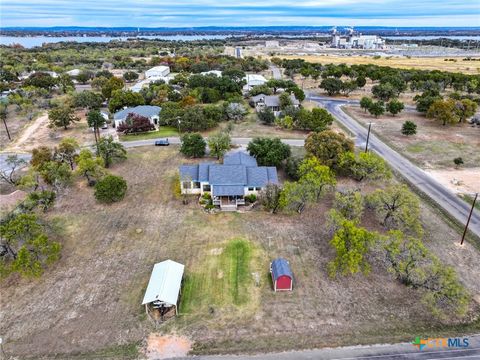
[1,0,479,27]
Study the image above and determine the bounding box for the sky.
[0,0,479,28]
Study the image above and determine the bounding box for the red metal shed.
[270,258,293,292]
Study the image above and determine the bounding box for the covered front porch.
[213,195,246,211]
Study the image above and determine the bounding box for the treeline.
[273,57,480,97]
[0,135,129,279]
[385,38,480,50]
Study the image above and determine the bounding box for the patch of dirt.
[209,247,223,255]
[0,189,27,213]
[144,334,192,359]
[5,113,49,151]
[344,106,480,169]
[425,168,480,194]
[1,148,479,358]
[4,110,115,152]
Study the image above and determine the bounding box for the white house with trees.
[113,105,161,128]
[179,152,278,211]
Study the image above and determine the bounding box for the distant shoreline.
[1,26,480,38]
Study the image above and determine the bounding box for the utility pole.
[0,105,11,141]
[461,193,478,245]
[364,122,372,153]
[176,116,181,134]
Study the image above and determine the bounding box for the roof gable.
[209,164,247,185]
[114,105,161,120]
[223,152,257,166]
[179,165,198,181]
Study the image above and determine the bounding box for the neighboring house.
[130,75,173,92]
[270,258,293,292]
[251,93,300,117]
[145,66,170,78]
[66,69,81,76]
[113,105,161,128]
[200,70,222,77]
[19,70,58,80]
[243,74,267,92]
[179,152,278,211]
[142,259,184,320]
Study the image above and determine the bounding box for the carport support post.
[461,193,478,245]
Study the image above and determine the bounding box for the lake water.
[2,34,480,48]
[0,34,233,48]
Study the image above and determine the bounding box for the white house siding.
[180,181,202,195]
[114,115,159,129]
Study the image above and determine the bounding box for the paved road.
[307,95,480,239]
[177,335,480,359]
[2,101,478,240]
[269,64,282,80]
[120,137,305,149]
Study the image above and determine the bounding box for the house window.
[182,182,191,189]
[248,187,255,191]
[203,184,211,192]
[193,182,201,189]
[255,187,262,191]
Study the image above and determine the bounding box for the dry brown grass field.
[1,146,480,359]
[343,106,480,170]
[279,54,480,74]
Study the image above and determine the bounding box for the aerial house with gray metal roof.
[113,105,161,128]
[179,151,278,211]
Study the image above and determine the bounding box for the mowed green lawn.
[119,126,179,141]
[180,238,254,314]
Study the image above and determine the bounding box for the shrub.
[258,108,275,125]
[453,157,464,167]
[247,137,291,166]
[244,194,257,203]
[285,156,302,180]
[401,121,417,135]
[21,190,56,212]
[117,114,155,134]
[94,175,127,203]
[180,133,206,158]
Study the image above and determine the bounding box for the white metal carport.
[142,260,185,316]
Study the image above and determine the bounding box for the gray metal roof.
[271,258,293,281]
[264,95,280,107]
[223,152,257,167]
[251,94,266,103]
[179,152,278,196]
[246,167,268,187]
[179,165,198,181]
[114,105,161,120]
[209,165,247,185]
[267,167,279,184]
[246,166,279,187]
[198,163,212,182]
[212,185,245,196]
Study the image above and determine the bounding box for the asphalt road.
[269,64,282,79]
[120,137,305,149]
[307,95,480,239]
[2,99,478,239]
[176,335,480,359]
